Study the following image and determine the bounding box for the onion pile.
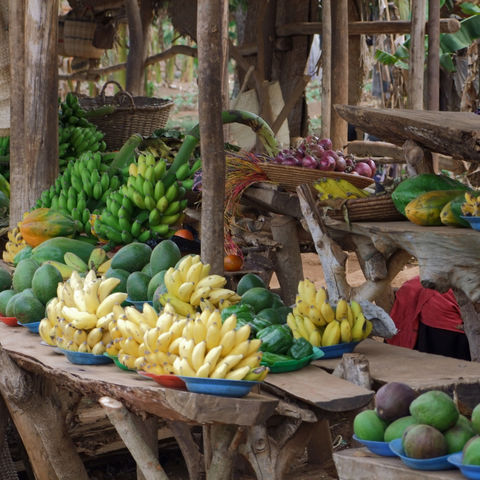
[271,135,376,178]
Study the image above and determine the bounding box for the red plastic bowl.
[0,315,19,327]
[138,371,186,389]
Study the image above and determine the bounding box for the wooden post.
[408,0,426,109]
[330,0,349,149]
[125,0,145,95]
[220,0,230,141]
[10,0,58,225]
[427,0,440,110]
[321,0,331,140]
[270,214,303,306]
[198,0,226,274]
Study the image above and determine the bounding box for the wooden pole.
[11,0,58,225]
[220,0,230,141]
[125,0,144,95]
[198,0,226,274]
[8,0,25,226]
[321,0,331,140]
[330,0,349,149]
[408,0,426,109]
[427,0,440,110]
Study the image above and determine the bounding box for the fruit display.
[3,224,28,264]
[286,279,372,348]
[461,191,480,217]
[38,270,127,352]
[314,177,370,201]
[270,135,377,177]
[354,383,478,460]
[58,93,106,171]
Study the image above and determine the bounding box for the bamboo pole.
[408,0,426,109]
[330,0,349,149]
[321,0,331,140]
[125,0,144,94]
[427,0,440,110]
[198,0,226,274]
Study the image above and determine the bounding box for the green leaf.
[440,52,456,72]
[374,49,399,66]
[460,2,480,15]
[440,15,480,53]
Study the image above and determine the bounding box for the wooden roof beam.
[276,18,460,37]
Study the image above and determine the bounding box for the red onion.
[318,154,336,171]
[302,154,318,169]
[282,155,298,166]
[353,162,373,177]
[308,144,325,159]
[318,138,333,151]
[361,158,377,176]
[334,155,347,172]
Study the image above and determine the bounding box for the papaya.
[405,190,467,226]
[12,258,40,292]
[31,237,95,264]
[0,289,16,316]
[20,208,78,247]
[440,194,470,227]
[149,240,181,275]
[0,268,12,292]
[111,242,152,273]
[32,263,63,305]
[392,174,470,216]
[126,271,151,301]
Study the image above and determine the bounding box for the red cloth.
[387,276,463,349]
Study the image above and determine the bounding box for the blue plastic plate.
[352,434,395,457]
[17,321,40,334]
[125,298,153,312]
[59,348,114,365]
[461,216,480,231]
[318,341,360,359]
[261,346,325,373]
[389,438,455,471]
[448,452,480,479]
[178,376,258,398]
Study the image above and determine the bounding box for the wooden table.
[0,323,374,480]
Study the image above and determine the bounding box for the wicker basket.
[62,17,104,59]
[318,194,405,223]
[79,81,174,150]
[259,162,374,192]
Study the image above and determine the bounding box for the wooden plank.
[0,325,278,427]
[313,339,480,409]
[334,105,480,162]
[263,366,374,412]
[408,0,426,109]
[242,185,303,219]
[276,19,460,36]
[427,0,440,110]
[334,448,464,480]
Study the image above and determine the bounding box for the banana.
[287,313,301,339]
[125,306,146,326]
[106,341,120,356]
[320,302,335,324]
[315,287,328,305]
[62,306,98,330]
[364,319,373,339]
[73,328,88,346]
[141,303,158,328]
[185,261,203,286]
[97,277,121,302]
[87,327,104,348]
[179,338,195,365]
[88,247,107,271]
[200,263,211,279]
[169,318,187,340]
[207,288,236,305]
[177,255,194,280]
[192,319,207,344]
[228,339,249,357]
[210,360,230,379]
[309,330,322,347]
[244,365,269,381]
[235,324,251,345]
[294,315,310,340]
[156,311,175,331]
[168,336,183,355]
[177,282,195,303]
[189,286,212,306]
[219,330,236,357]
[39,319,56,346]
[205,322,222,350]
[96,292,128,318]
[177,357,196,377]
[78,341,90,353]
[302,316,317,337]
[195,361,211,378]
[295,298,310,317]
[322,320,341,347]
[72,288,88,312]
[45,260,77,281]
[134,356,146,371]
[96,311,115,329]
[97,258,112,275]
[236,352,262,369]
[220,314,237,337]
[84,283,101,313]
[64,252,88,272]
[144,327,161,352]
[350,300,363,321]
[203,345,223,371]
[226,365,251,381]
[302,279,317,304]
[246,338,262,356]
[340,318,352,343]
[191,341,207,371]
[159,293,195,317]
[352,313,367,342]
[346,304,354,328]
[122,337,140,357]
[165,268,184,297]
[156,331,173,352]
[308,305,326,327]
[196,275,227,290]
[335,298,349,321]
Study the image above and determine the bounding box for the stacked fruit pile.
[286,279,372,347]
[39,270,127,353]
[354,382,480,461]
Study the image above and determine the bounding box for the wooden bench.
[333,447,464,480]
[0,323,375,480]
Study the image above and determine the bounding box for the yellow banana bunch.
[461,191,480,217]
[314,177,369,201]
[160,256,240,315]
[3,225,28,264]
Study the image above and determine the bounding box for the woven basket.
[62,17,104,59]
[79,81,174,150]
[259,162,374,192]
[318,194,405,222]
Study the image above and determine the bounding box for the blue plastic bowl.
[448,452,480,479]
[461,216,480,231]
[17,321,40,334]
[178,376,258,398]
[352,434,395,457]
[60,348,114,365]
[318,341,360,359]
[125,298,153,312]
[389,438,455,471]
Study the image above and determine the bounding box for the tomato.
[224,254,243,272]
[174,229,194,241]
